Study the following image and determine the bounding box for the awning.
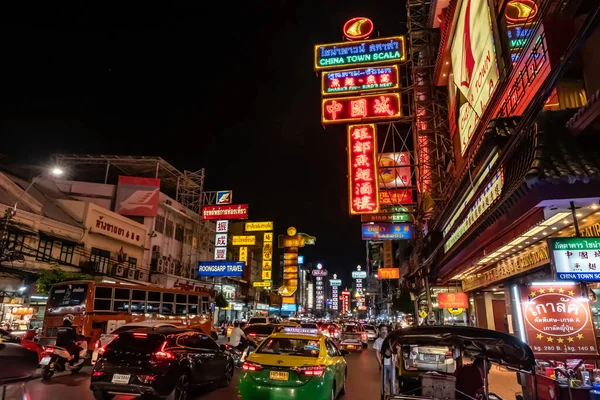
[39,230,83,244]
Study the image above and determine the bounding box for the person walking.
[372,324,394,395]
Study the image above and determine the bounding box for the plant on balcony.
[215,291,229,309]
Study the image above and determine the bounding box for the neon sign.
[314,36,406,70]
[322,93,401,124]
[505,0,538,23]
[343,17,374,40]
[321,65,399,96]
[347,124,380,215]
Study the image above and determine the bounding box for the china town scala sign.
[520,284,598,357]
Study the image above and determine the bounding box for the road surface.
[24,347,522,399]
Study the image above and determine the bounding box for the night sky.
[0,1,407,283]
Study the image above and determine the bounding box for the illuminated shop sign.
[505,0,538,23]
[378,152,411,189]
[198,261,245,277]
[201,204,248,220]
[314,36,406,70]
[232,235,256,246]
[245,221,274,231]
[377,268,400,279]
[322,93,401,125]
[444,169,504,252]
[361,223,414,240]
[321,65,399,96]
[379,189,413,205]
[551,237,600,281]
[360,213,413,223]
[451,0,499,155]
[343,17,374,40]
[347,124,380,215]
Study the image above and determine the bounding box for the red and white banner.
[202,204,249,220]
[115,176,160,217]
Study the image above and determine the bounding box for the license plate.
[270,371,289,381]
[424,354,437,361]
[39,357,51,366]
[111,374,131,384]
[347,345,355,349]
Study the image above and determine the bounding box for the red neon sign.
[379,189,413,205]
[348,124,380,215]
[201,204,249,220]
[343,17,374,40]
[322,93,401,125]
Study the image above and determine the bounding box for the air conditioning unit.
[136,270,148,281]
[127,268,136,279]
[115,265,126,277]
[157,264,165,273]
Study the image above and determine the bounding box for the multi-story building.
[414,0,600,336]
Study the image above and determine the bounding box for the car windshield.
[249,318,267,324]
[343,325,360,333]
[300,323,318,329]
[245,325,276,335]
[365,325,375,331]
[107,333,164,352]
[257,338,320,357]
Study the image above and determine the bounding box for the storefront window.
[59,242,75,264]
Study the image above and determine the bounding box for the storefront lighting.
[552,227,557,230]
[592,204,599,210]
[563,220,569,224]
[18,286,27,292]
[576,213,583,217]
[512,285,527,342]
[530,281,575,285]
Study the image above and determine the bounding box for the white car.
[91,322,177,365]
[364,324,378,341]
[408,346,456,374]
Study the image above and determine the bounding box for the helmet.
[63,314,75,324]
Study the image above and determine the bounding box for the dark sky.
[0,1,407,283]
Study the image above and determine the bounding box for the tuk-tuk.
[378,326,536,400]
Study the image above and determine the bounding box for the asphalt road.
[24,346,382,400]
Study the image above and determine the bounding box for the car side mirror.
[219,344,227,352]
[341,350,350,356]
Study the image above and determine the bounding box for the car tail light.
[153,341,175,361]
[97,345,106,356]
[361,332,367,340]
[445,351,453,359]
[133,332,148,338]
[92,371,104,377]
[138,374,156,383]
[44,346,55,352]
[242,361,263,371]
[296,365,326,377]
[248,333,256,337]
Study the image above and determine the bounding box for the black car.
[90,327,234,400]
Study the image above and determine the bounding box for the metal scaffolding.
[407,0,453,220]
[176,169,205,214]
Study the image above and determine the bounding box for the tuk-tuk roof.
[382,326,535,371]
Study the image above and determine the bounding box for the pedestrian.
[372,324,394,395]
[454,357,490,399]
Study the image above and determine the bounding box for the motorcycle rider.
[55,314,81,364]
[229,321,248,351]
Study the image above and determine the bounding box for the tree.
[390,289,414,314]
[36,268,94,294]
[215,291,229,309]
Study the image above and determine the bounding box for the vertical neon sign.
[347,124,380,215]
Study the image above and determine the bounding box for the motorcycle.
[40,339,88,380]
[225,339,256,368]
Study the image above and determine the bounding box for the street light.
[12,167,64,212]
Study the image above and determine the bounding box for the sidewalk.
[488,365,522,400]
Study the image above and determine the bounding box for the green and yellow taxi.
[238,327,349,400]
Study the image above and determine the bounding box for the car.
[299,322,319,330]
[364,324,378,341]
[248,317,274,325]
[407,345,456,374]
[90,327,234,400]
[244,324,280,346]
[238,327,349,400]
[91,322,178,365]
[0,328,44,362]
[339,324,367,351]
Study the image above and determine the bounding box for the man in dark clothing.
[55,314,80,364]
[454,357,488,399]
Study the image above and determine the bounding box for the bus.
[40,280,216,348]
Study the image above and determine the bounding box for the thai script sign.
[352,270,367,279]
[361,223,414,240]
[462,242,549,291]
[314,36,406,70]
[321,65,399,96]
[377,268,400,279]
[445,169,503,253]
[520,284,598,357]
[88,207,146,246]
[245,221,274,231]
[232,235,256,246]
[551,237,600,281]
[438,293,468,308]
[329,279,342,286]
[201,204,248,220]
[348,124,380,215]
[197,261,245,277]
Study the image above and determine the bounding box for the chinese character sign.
[348,124,380,215]
[520,284,598,357]
[322,93,401,125]
[551,237,600,281]
[239,246,248,263]
[216,220,229,233]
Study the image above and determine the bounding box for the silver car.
[91,322,177,365]
[364,324,378,341]
[407,346,456,374]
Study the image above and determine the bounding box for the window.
[326,339,340,357]
[94,286,112,311]
[90,248,111,274]
[58,242,75,264]
[175,224,184,242]
[155,215,165,234]
[184,228,193,245]
[257,338,320,357]
[128,257,137,268]
[7,233,25,252]
[201,296,210,313]
[148,291,161,302]
[188,295,199,315]
[165,220,174,238]
[36,237,54,262]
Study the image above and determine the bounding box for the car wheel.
[220,361,234,387]
[92,392,115,400]
[173,374,190,400]
[340,371,347,395]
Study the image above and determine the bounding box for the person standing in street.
[372,324,394,395]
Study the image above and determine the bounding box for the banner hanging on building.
[201,204,249,220]
[198,261,245,277]
[438,292,468,308]
[361,223,414,240]
[115,176,161,217]
[550,237,600,281]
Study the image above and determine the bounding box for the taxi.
[238,327,349,400]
